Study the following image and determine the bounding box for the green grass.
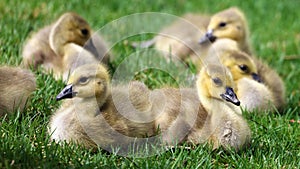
[0,0,299,168]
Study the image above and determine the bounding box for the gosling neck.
[70,96,98,118]
[49,31,66,57]
[238,38,252,55]
[71,92,109,117]
[199,93,241,120]
[49,17,68,56]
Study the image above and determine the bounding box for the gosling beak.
[251,73,263,83]
[199,30,217,44]
[220,87,240,106]
[56,84,76,101]
[84,38,100,59]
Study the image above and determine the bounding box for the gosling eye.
[79,76,89,84]
[81,29,89,36]
[219,22,227,27]
[212,77,223,86]
[238,64,249,73]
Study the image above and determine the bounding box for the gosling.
[199,7,251,54]
[22,12,110,72]
[0,66,36,116]
[201,7,286,109]
[187,64,251,150]
[205,41,275,111]
[154,7,250,63]
[154,13,211,61]
[149,64,251,150]
[49,64,156,149]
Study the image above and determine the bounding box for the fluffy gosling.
[22,12,110,73]
[187,64,251,150]
[49,64,155,149]
[0,66,36,116]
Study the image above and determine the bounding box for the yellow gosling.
[22,12,110,73]
[187,64,251,150]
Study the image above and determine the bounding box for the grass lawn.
[0,0,299,168]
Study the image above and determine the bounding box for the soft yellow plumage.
[22,12,110,81]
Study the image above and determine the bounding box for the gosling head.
[197,64,240,106]
[49,12,92,56]
[199,7,248,44]
[56,64,110,104]
[219,50,262,83]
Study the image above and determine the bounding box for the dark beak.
[199,30,217,44]
[220,87,240,106]
[84,37,100,59]
[251,73,263,83]
[56,84,76,101]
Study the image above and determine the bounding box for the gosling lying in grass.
[50,63,250,151]
[22,12,110,76]
[49,64,156,149]
[135,7,247,61]
[205,40,275,111]
[0,66,36,116]
[200,7,285,109]
[48,14,100,81]
[199,7,251,54]
[153,13,211,62]
[186,64,251,150]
